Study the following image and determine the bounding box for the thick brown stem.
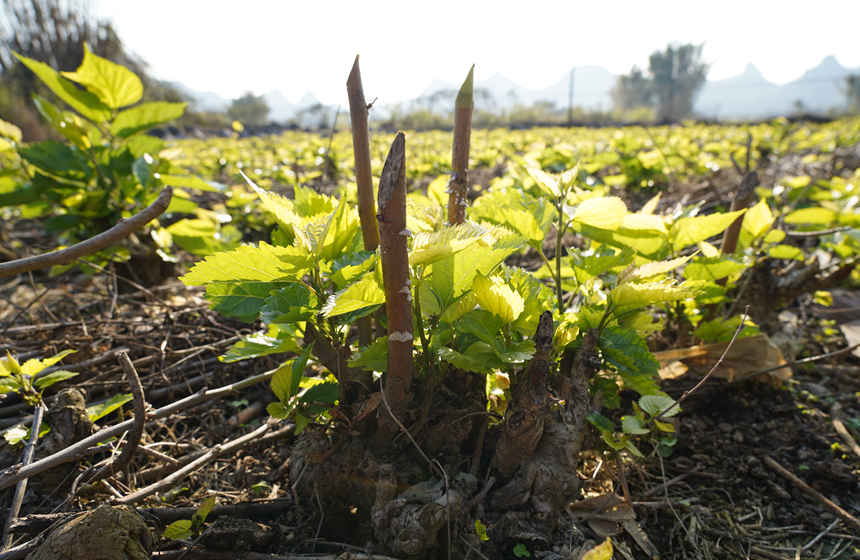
[447,65,474,225]
[347,55,378,347]
[377,132,413,425]
[0,186,172,278]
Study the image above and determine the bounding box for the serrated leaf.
[14,52,111,121]
[267,401,290,419]
[330,251,376,289]
[163,520,192,541]
[111,101,186,137]
[33,370,78,389]
[348,337,389,372]
[639,395,679,418]
[260,283,316,324]
[742,199,774,238]
[271,346,312,403]
[670,210,745,251]
[87,393,133,423]
[599,327,661,396]
[571,196,627,230]
[438,343,502,374]
[61,44,143,108]
[526,167,561,198]
[472,274,523,322]
[322,275,385,317]
[21,141,90,180]
[181,243,310,285]
[204,281,279,322]
[410,223,489,266]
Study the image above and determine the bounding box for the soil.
[1,145,858,559]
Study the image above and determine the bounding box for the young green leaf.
[33,370,78,390]
[670,210,745,252]
[111,102,187,137]
[86,393,133,423]
[322,275,386,317]
[14,52,111,121]
[599,327,661,396]
[639,395,680,418]
[472,274,524,323]
[61,44,143,109]
[181,243,311,285]
[570,196,627,230]
[163,520,193,541]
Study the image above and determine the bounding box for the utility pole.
[567,68,575,126]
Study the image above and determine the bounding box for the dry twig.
[1,404,44,550]
[0,187,172,278]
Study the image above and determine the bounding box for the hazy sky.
[92,0,860,105]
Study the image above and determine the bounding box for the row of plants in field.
[1,48,859,557]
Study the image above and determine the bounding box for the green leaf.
[599,327,661,395]
[271,346,312,403]
[472,274,524,323]
[300,381,339,405]
[157,174,220,192]
[14,52,111,121]
[181,243,311,285]
[204,281,278,322]
[626,255,691,280]
[111,102,186,137]
[330,251,376,289]
[20,349,76,376]
[4,425,30,446]
[321,275,385,317]
[741,199,774,239]
[621,415,650,435]
[260,283,316,324]
[20,141,90,180]
[513,543,531,558]
[194,496,216,525]
[639,395,679,418]
[0,119,22,142]
[526,167,561,198]
[348,337,389,372]
[457,309,504,345]
[768,244,805,260]
[586,412,615,433]
[163,520,192,541]
[570,196,627,230]
[86,393,133,423]
[670,210,745,251]
[684,258,746,282]
[267,401,290,419]
[33,370,78,389]
[439,343,501,374]
[474,519,489,542]
[61,44,143,109]
[410,223,490,266]
[610,280,697,310]
[784,207,837,226]
[220,330,301,363]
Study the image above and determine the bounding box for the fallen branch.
[0,367,277,490]
[72,352,146,494]
[1,404,44,550]
[0,186,172,278]
[116,420,270,504]
[831,403,860,459]
[762,455,860,532]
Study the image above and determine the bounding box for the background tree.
[845,74,860,111]
[227,93,270,127]
[648,43,708,122]
[611,65,653,111]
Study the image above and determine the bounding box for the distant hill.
[170,56,859,123]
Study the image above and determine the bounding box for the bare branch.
[0,186,172,278]
[1,404,45,550]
